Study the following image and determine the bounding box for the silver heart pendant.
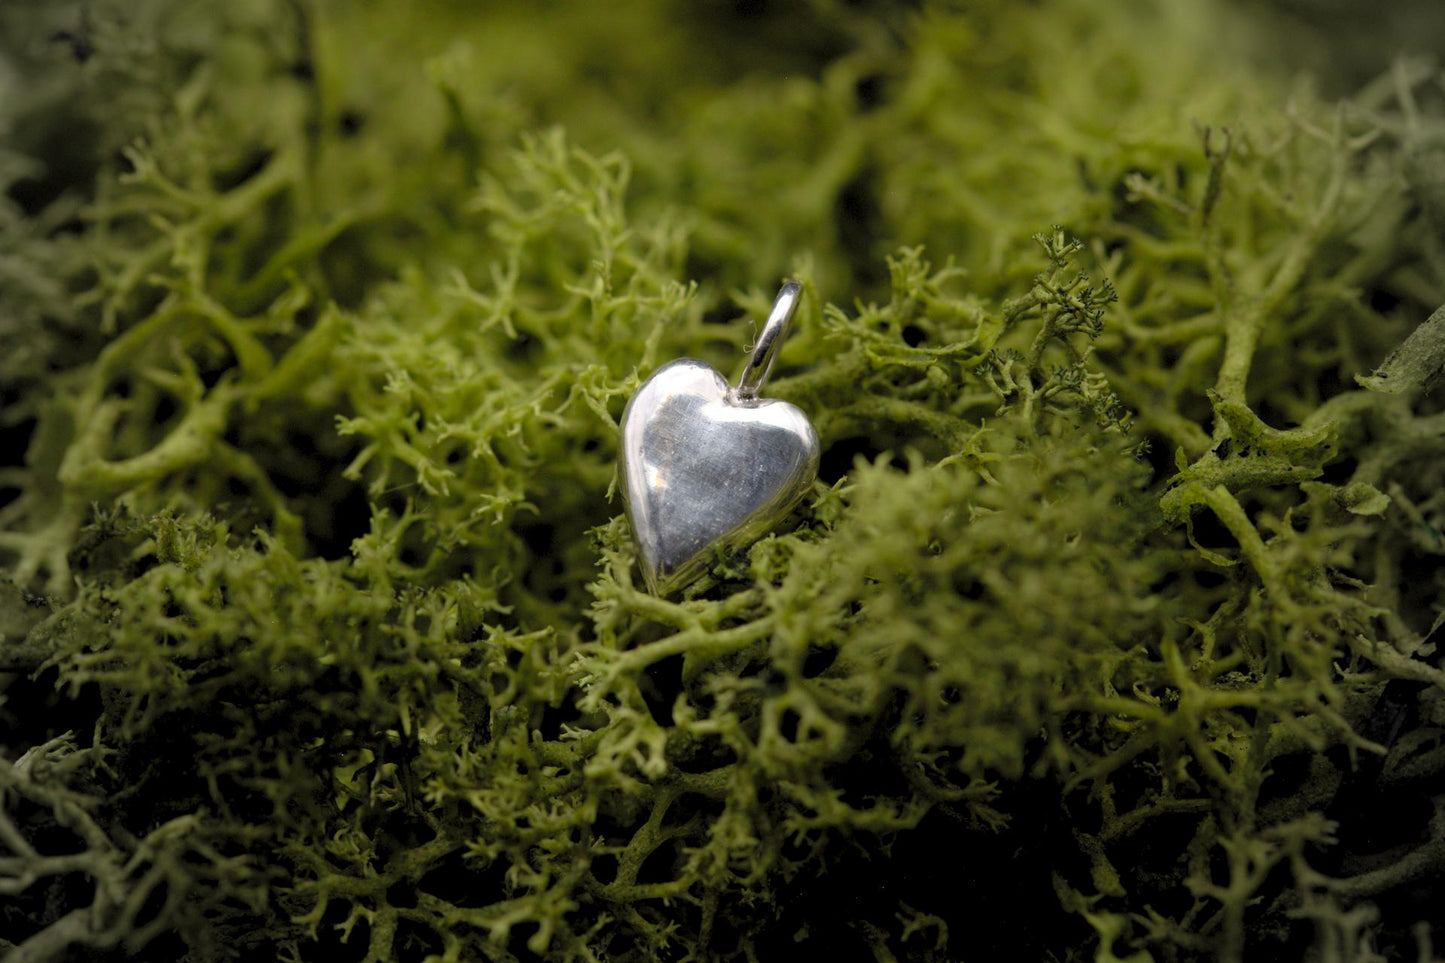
[620,282,819,594]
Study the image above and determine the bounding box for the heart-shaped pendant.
[620,282,819,594]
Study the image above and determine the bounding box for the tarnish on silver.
[619,281,819,595]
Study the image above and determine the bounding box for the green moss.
[3,1,1445,960]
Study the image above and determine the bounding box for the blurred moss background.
[3,1,1445,960]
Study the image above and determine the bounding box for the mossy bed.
[3,1,1445,960]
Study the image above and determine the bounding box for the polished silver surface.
[737,280,801,400]
[620,283,818,594]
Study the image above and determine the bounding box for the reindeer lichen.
[3,1,1445,961]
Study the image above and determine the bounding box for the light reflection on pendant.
[619,282,820,595]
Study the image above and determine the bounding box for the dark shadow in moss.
[835,166,888,293]
[817,436,887,485]
[229,424,372,561]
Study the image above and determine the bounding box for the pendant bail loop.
[736,280,802,400]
